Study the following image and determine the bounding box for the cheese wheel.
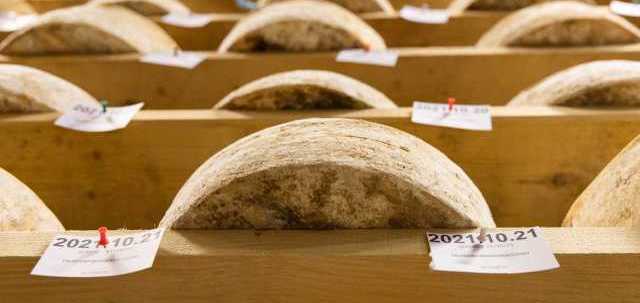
[218,0,386,52]
[0,64,100,113]
[214,70,397,110]
[476,1,640,47]
[88,0,190,16]
[563,135,640,227]
[160,118,496,229]
[509,60,640,107]
[0,5,178,55]
[0,0,35,14]
[257,0,394,13]
[447,0,593,13]
[0,168,64,231]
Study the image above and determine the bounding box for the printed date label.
[412,101,492,131]
[427,227,559,274]
[32,228,165,278]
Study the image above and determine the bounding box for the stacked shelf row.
[3,0,640,302]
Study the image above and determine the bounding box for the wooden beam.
[24,0,612,13]
[1,228,639,302]
[4,47,640,108]
[157,11,640,51]
[1,107,638,229]
[8,9,639,50]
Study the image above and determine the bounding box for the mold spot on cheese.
[476,1,640,47]
[88,0,190,16]
[0,168,64,231]
[0,64,100,113]
[218,0,386,53]
[0,5,178,55]
[563,135,640,227]
[257,0,395,14]
[214,70,397,110]
[509,60,640,106]
[160,118,496,229]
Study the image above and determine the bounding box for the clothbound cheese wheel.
[509,60,640,106]
[447,0,593,14]
[0,64,100,113]
[257,0,395,13]
[0,5,178,55]
[0,0,35,14]
[563,135,640,227]
[214,70,397,110]
[218,0,386,52]
[0,168,64,231]
[160,118,496,229]
[476,1,640,47]
[88,0,190,16]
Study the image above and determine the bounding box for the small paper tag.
[399,5,449,24]
[140,51,207,69]
[32,228,165,278]
[610,1,640,17]
[160,12,215,27]
[427,227,559,274]
[411,101,492,131]
[0,12,37,31]
[55,102,144,132]
[336,49,398,67]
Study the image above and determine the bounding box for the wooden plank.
[6,11,639,49]
[0,228,639,302]
[158,12,502,50]
[24,0,611,12]
[158,11,640,51]
[24,0,452,13]
[1,107,638,229]
[9,6,638,49]
[3,47,640,108]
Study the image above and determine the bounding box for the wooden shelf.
[1,107,638,229]
[24,0,612,13]
[3,46,640,108]
[1,228,639,302]
[6,9,640,50]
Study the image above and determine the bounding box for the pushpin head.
[98,226,109,247]
[448,97,456,111]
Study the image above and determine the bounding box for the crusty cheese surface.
[88,0,190,16]
[0,168,64,231]
[476,1,640,47]
[509,60,640,107]
[218,0,386,52]
[257,0,394,13]
[0,64,100,113]
[448,0,594,14]
[161,118,496,229]
[214,70,397,110]
[0,5,178,55]
[563,135,640,227]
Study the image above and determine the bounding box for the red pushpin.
[98,226,109,248]
[448,97,456,112]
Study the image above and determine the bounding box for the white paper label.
[411,101,492,131]
[610,1,640,17]
[336,49,398,67]
[399,6,449,24]
[32,228,165,278]
[161,12,215,27]
[427,227,559,274]
[140,51,207,69]
[55,102,144,132]
[0,12,36,31]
